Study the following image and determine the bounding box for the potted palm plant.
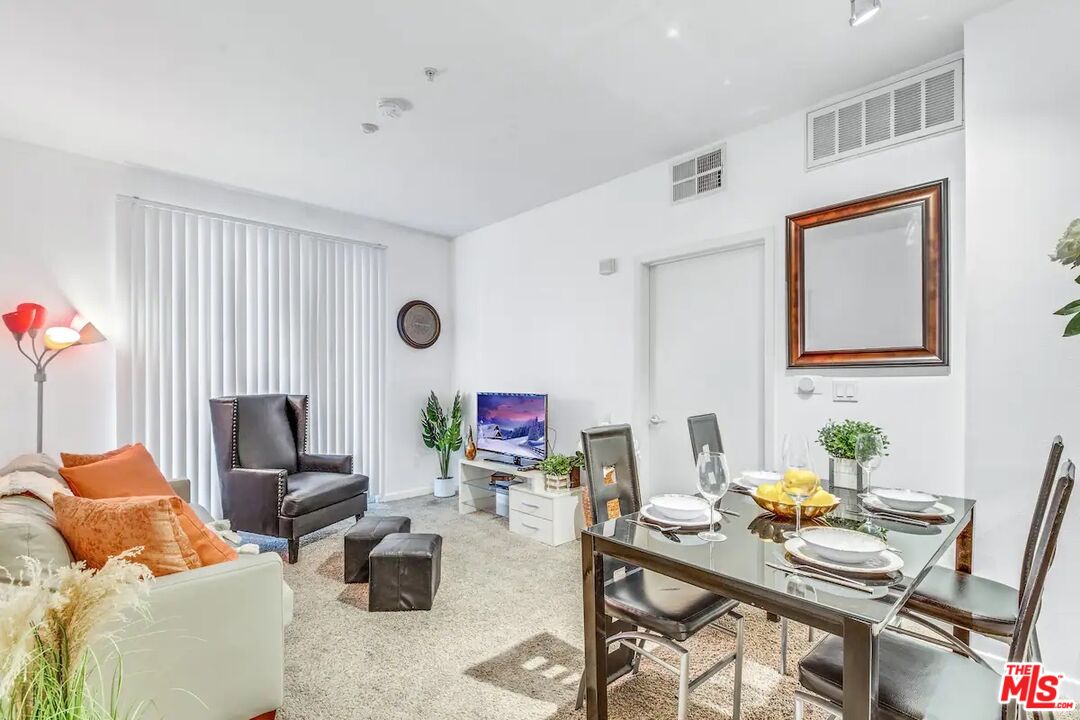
[421,390,463,498]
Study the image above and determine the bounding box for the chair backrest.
[1008,461,1074,664]
[209,394,308,475]
[1018,435,1064,598]
[581,424,642,525]
[688,413,723,459]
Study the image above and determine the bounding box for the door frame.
[631,228,776,488]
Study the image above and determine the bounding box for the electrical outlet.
[832,380,859,403]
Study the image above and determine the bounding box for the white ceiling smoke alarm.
[377,98,407,120]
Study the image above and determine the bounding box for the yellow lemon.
[755,483,779,501]
[805,489,835,507]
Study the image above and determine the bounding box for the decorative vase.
[433,475,457,498]
[828,456,863,492]
[464,426,477,460]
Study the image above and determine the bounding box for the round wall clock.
[396,300,441,349]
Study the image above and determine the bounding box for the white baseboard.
[374,486,433,503]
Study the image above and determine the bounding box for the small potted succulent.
[537,452,581,492]
[817,419,889,490]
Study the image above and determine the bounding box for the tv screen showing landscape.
[476,392,547,461]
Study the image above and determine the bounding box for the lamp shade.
[43,326,80,350]
[3,311,30,336]
[17,303,47,331]
[78,321,106,345]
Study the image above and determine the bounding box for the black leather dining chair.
[209,394,369,563]
[688,412,724,457]
[795,462,1074,720]
[575,424,744,720]
[904,436,1063,657]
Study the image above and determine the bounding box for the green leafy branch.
[1050,219,1080,336]
[817,419,890,460]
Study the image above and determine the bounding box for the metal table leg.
[582,532,608,720]
[954,508,975,645]
[842,617,879,720]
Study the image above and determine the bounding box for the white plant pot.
[830,457,859,491]
[433,475,457,498]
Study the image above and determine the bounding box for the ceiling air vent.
[806,58,963,169]
[671,143,726,204]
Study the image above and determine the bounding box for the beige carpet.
[278,495,827,720]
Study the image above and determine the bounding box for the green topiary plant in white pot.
[817,419,889,491]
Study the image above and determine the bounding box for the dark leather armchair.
[209,394,369,563]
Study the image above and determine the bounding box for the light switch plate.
[832,380,859,403]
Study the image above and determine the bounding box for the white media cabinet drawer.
[508,484,582,546]
[510,512,555,544]
[509,490,554,520]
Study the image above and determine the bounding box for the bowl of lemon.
[751,482,839,519]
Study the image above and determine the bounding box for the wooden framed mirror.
[786,180,948,368]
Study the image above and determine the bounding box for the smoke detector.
[377,98,408,120]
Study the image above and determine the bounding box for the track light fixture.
[850,0,881,27]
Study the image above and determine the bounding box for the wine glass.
[696,450,731,542]
[781,435,820,539]
[854,433,885,531]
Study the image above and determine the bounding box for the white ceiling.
[0,0,1006,237]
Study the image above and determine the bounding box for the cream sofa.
[0,456,293,720]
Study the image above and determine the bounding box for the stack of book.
[488,473,523,494]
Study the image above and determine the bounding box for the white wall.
[453,91,966,499]
[965,0,1080,678]
[0,136,451,501]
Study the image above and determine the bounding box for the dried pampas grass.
[0,548,152,720]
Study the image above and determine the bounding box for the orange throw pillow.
[54,494,201,577]
[60,444,133,468]
[60,443,238,567]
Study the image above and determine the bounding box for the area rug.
[278,495,822,720]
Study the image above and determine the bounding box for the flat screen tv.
[476,392,547,462]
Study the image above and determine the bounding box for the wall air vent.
[671,143,726,203]
[806,58,963,170]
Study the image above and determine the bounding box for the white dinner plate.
[649,493,710,521]
[860,493,955,520]
[784,536,904,577]
[640,503,713,529]
[738,471,782,489]
[799,526,888,564]
[870,487,940,512]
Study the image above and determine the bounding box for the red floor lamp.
[3,303,105,453]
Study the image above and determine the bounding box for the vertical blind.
[117,198,386,515]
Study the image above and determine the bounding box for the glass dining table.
[579,486,976,720]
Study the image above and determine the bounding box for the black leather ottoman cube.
[344,516,411,583]
[368,533,442,612]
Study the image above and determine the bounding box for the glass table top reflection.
[582,486,975,628]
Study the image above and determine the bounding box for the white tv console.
[457,458,583,547]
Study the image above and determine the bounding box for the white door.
[648,243,765,497]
